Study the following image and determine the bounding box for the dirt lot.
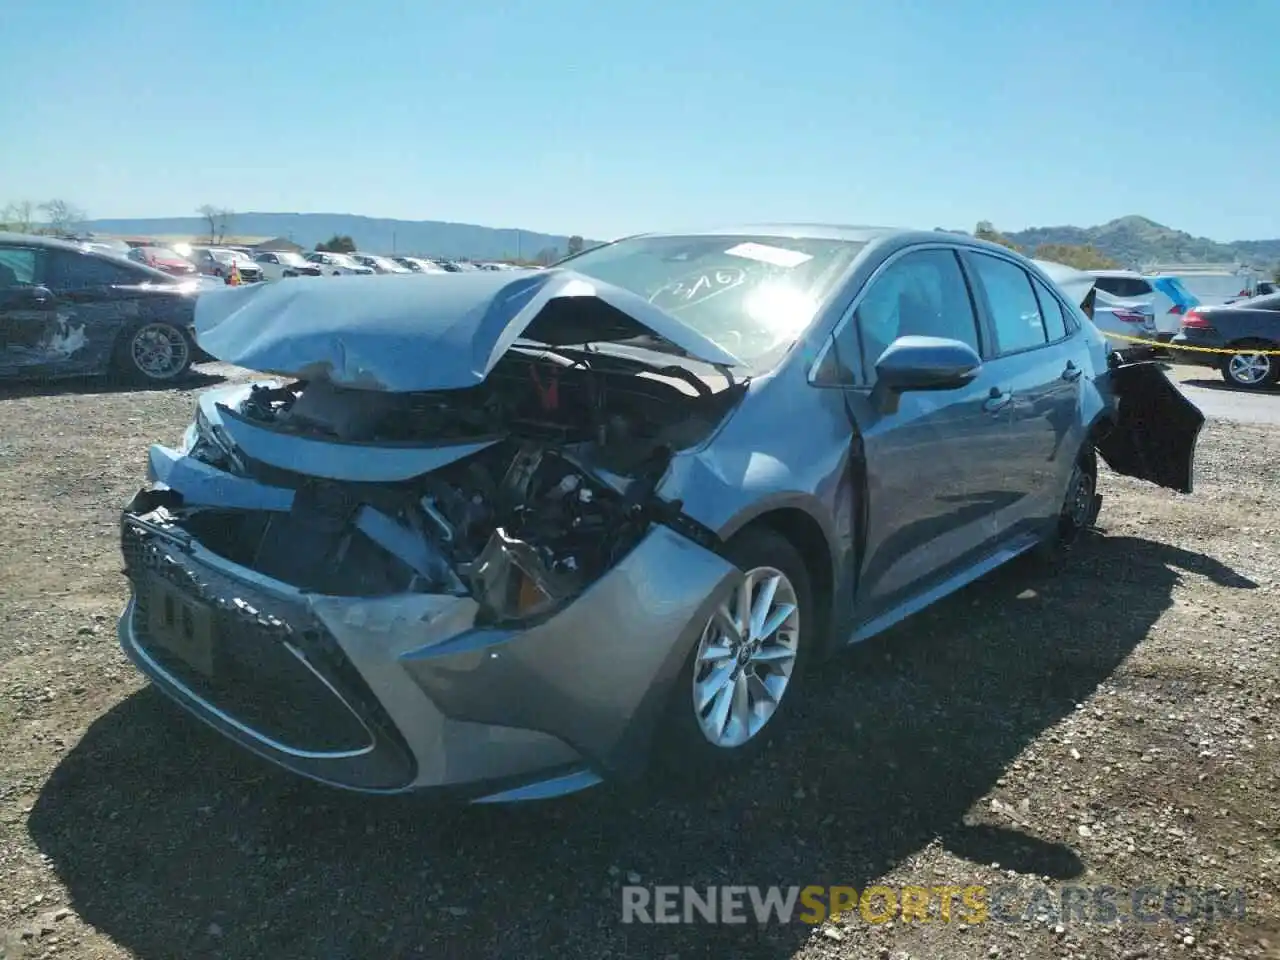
[0,365,1277,960]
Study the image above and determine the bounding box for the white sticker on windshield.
[724,242,813,268]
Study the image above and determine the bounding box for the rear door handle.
[1061,361,1082,382]
[983,388,1012,413]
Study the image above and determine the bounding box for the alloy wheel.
[1226,352,1272,387]
[1061,461,1095,543]
[130,323,190,381]
[691,566,800,749]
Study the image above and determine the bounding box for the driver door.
[828,246,1019,623]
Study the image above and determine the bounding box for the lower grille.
[122,518,388,757]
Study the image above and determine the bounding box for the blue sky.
[2,0,1277,241]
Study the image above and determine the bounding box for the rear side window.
[1094,275,1152,298]
[1030,275,1069,342]
[967,253,1048,354]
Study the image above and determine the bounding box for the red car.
[128,245,197,276]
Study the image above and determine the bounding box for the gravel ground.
[0,364,1277,960]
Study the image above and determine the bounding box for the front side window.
[554,234,867,364]
[849,247,981,381]
[967,253,1048,354]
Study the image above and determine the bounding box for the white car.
[1087,270,1199,341]
[350,253,412,274]
[1035,260,1158,356]
[394,256,448,274]
[304,251,376,276]
[252,250,323,280]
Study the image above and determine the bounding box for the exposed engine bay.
[142,346,743,624]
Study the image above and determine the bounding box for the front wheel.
[657,527,813,779]
[114,322,193,383]
[1221,345,1278,390]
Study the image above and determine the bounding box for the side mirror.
[870,335,982,414]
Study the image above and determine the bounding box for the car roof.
[626,223,903,244]
[0,231,90,252]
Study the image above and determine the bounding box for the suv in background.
[1088,270,1199,341]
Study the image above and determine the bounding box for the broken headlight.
[188,404,245,473]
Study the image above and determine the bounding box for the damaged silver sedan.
[116,226,1203,801]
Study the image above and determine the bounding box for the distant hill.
[68,210,1280,274]
[77,212,601,261]
[1002,215,1278,272]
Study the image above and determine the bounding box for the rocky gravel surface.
[0,364,1277,960]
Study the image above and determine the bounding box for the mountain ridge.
[1000,215,1280,270]
[75,212,600,262]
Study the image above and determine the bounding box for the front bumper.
[117,487,735,799]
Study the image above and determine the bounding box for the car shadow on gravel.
[28,531,1257,960]
[0,369,226,400]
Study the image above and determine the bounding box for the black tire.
[112,321,193,384]
[1033,447,1100,566]
[1220,341,1279,390]
[654,526,814,784]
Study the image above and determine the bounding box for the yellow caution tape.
[1103,331,1280,356]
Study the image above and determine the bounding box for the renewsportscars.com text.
[620,884,1247,926]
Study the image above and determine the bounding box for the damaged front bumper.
[117,482,736,800]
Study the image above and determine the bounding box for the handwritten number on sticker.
[651,267,746,309]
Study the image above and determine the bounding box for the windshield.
[145,247,183,260]
[555,234,867,361]
[328,253,358,267]
[276,252,307,266]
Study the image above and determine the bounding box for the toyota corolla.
[115,226,1203,802]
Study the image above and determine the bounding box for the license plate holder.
[146,578,216,677]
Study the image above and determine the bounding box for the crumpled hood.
[193,268,744,391]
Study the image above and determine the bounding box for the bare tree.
[2,200,37,233]
[197,205,236,243]
[215,208,235,243]
[39,199,87,234]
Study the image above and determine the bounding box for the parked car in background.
[0,232,201,383]
[78,238,132,258]
[304,251,376,276]
[252,250,323,280]
[1159,271,1254,307]
[393,256,448,273]
[1170,293,1280,389]
[1091,289,1158,354]
[1034,259,1158,357]
[1088,270,1198,341]
[350,253,412,275]
[189,247,265,283]
[114,224,1201,800]
[128,245,198,277]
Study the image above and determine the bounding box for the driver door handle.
[1061,360,1082,382]
[983,387,1012,413]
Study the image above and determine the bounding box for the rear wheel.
[1221,342,1279,390]
[656,527,813,781]
[114,322,192,383]
[1034,447,1100,565]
